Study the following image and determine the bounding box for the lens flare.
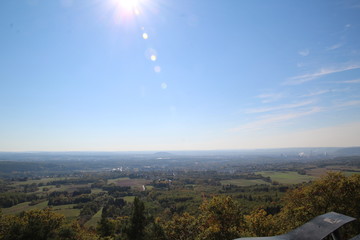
[154,66,161,73]
[150,55,157,61]
[117,0,139,12]
[142,33,148,39]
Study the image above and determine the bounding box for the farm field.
[52,204,80,221]
[306,168,360,177]
[2,201,80,221]
[343,171,360,177]
[23,184,92,196]
[220,179,270,186]
[123,196,135,203]
[108,177,151,190]
[11,177,76,186]
[107,177,130,184]
[256,171,315,184]
[85,207,103,228]
[2,200,48,215]
[91,188,106,194]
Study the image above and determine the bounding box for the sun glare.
[115,0,141,12]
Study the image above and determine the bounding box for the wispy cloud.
[302,90,330,97]
[256,93,283,103]
[336,79,360,84]
[231,107,321,132]
[335,100,360,108]
[327,43,343,51]
[284,64,360,85]
[246,100,315,114]
[298,49,310,56]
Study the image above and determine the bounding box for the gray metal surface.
[350,234,360,240]
[235,212,356,240]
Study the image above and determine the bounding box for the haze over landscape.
[1,0,360,151]
[2,3,360,239]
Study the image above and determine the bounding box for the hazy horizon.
[1,0,360,151]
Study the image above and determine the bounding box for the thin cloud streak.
[336,79,360,84]
[327,43,343,51]
[231,107,322,132]
[335,100,360,108]
[302,90,330,97]
[256,93,283,103]
[298,49,310,56]
[246,100,315,114]
[284,64,360,85]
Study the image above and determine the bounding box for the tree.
[278,172,360,237]
[97,216,116,238]
[244,209,278,237]
[126,197,146,240]
[145,218,167,240]
[57,221,98,240]
[163,212,199,240]
[0,208,64,240]
[197,195,244,240]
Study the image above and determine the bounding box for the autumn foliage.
[1,172,360,240]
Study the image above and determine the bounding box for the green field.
[85,207,103,228]
[2,201,80,220]
[123,196,135,203]
[107,177,130,184]
[220,179,270,186]
[52,204,80,220]
[11,177,75,186]
[91,188,106,194]
[256,171,315,184]
[107,177,150,190]
[2,200,49,215]
[343,171,360,177]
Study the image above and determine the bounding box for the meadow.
[85,207,103,228]
[220,179,270,186]
[256,171,315,184]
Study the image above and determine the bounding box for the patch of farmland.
[52,204,80,220]
[85,207,103,228]
[220,179,270,187]
[108,177,151,190]
[256,171,315,184]
[123,196,135,203]
[2,200,48,215]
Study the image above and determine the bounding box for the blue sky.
[1,0,360,151]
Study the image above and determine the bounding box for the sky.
[0,0,360,151]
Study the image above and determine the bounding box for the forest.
[1,153,360,240]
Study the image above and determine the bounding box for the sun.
[115,0,141,13]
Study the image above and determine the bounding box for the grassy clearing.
[108,177,150,190]
[343,171,360,177]
[52,204,80,220]
[107,177,130,184]
[2,201,79,220]
[306,168,329,177]
[11,177,75,186]
[85,208,103,228]
[2,200,49,215]
[220,179,270,187]
[306,168,360,177]
[34,184,91,194]
[123,196,135,203]
[256,171,315,184]
[91,188,105,194]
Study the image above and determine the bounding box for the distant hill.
[335,147,360,156]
